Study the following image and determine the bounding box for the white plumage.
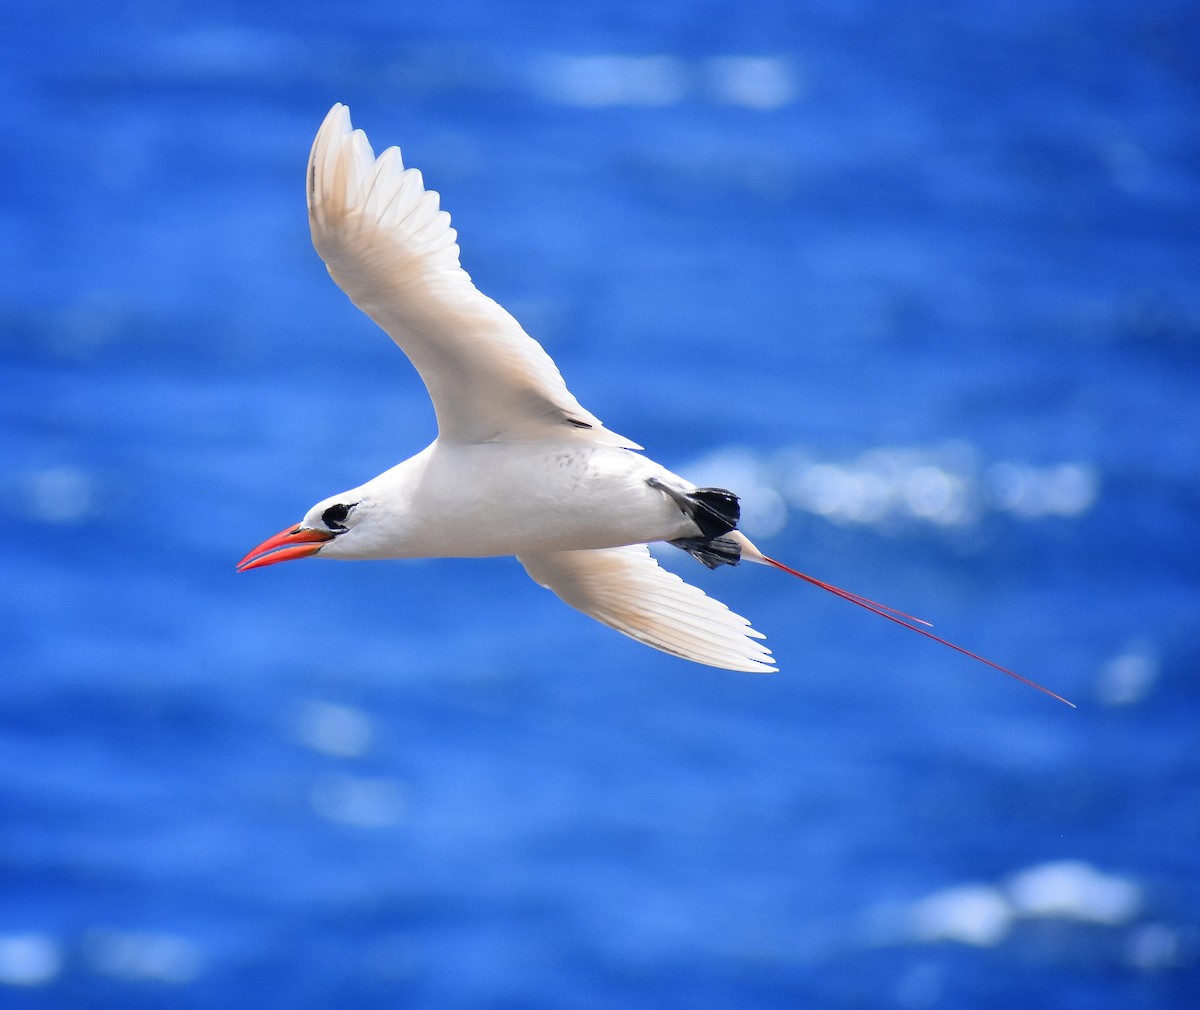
[520,545,771,674]
[240,104,1072,704]
[307,104,638,450]
[241,103,776,674]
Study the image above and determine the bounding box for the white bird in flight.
[239,104,1070,705]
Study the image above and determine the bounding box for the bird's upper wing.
[307,104,639,449]
[518,545,776,673]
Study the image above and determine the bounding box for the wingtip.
[313,103,351,150]
[323,101,350,126]
[312,104,353,156]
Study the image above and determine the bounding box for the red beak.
[237,524,335,572]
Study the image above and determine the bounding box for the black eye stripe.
[322,503,352,530]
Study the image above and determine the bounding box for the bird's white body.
[317,440,699,561]
[238,103,1070,702]
[240,103,778,673]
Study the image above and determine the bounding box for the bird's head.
[237,496,366,572]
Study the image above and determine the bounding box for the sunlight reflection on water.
[685,443,1100,535]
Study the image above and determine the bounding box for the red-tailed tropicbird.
[238,104,1071,704]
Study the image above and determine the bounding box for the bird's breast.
[383,441,697,558]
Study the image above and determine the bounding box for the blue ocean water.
[3,1,1199,1006]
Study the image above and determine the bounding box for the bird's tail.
[729,532,1074,707]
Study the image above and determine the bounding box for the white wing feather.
[519,546,776,673]
[307,103,639,448]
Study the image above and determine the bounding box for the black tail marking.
[669,534,742,569]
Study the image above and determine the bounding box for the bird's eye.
[322,503,352,531]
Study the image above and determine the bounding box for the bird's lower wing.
[518,545,776,673]
[307,104,638,449]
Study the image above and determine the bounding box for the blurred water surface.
[3,1,1199,1007]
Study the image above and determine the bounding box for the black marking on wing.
[668,534,742,569]
[686,488,740,538]
[648,478,741,539]
[510,390,599,437]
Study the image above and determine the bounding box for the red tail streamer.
[763,556,1075,708]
